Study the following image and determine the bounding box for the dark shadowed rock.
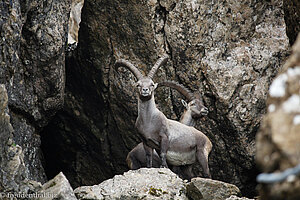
[0,85,42,194]
[0,0,71,184]
[283,1,300,45]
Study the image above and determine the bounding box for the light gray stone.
[226,195,254,200]
[38,172,77,200]
[74,168,187,200]
[186,177,241,200]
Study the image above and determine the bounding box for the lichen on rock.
[0,84,41,194]
[74,168,187,200]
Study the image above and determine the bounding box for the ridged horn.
[147,54,169,79]
[158,80,194,102]
[193,91,204,103]
[115,59,144,80]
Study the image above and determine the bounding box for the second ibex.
[114,54,212,178]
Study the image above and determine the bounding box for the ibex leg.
[160,133,169,168]
[143,143,153,168]
[196,150,211,178]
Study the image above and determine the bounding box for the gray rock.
[256,34,300,199]
[0,85,41,194]
[0,0,71,183]
[186,177,241,200]
[226,195,254,200]
[38,172,77,200]
[74,168,187,200]
[68,0,84,44]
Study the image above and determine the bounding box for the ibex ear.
[181,99,188,108]
[153,83,158,89]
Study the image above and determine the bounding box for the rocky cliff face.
[0,85,42,193]
[40,0,290,197]
[1,0,298,198]
[0,0,71,185]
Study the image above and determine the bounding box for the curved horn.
[193,91,204,103]
[115,59,144,80]
[158,80,194,102]
[147,54,169,79]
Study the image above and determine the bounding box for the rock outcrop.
[256,34,300,199]
[75,168,187,200]
[38,172,77,200]
[0,0,71,184]
[226,196,254,200]
[186,177,241,200]
[73,168,255,200]
[41,0,290,196]
[0,85,41,194]
[68,0,84,44]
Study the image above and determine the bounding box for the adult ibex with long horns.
[115,55,212,178]
[126,80,209,178]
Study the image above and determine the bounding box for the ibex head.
[115,55,169,101]
[158,81,208,118]
[182,98,208,118]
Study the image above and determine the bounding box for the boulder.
[186,178,241,200]
[38,172,77,200]
[256,34,300,199]
[226,195,254,200]
[74,168,187,200]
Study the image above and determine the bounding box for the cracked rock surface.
[0,84,41,193]
[0,0,71,184]
[42,0,290,196]
[75,168,187,200]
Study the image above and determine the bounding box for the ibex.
[115,55,212,178]
[159,80,208,127]
[126,81,209,178]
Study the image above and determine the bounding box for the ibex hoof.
[203,174,211,179]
